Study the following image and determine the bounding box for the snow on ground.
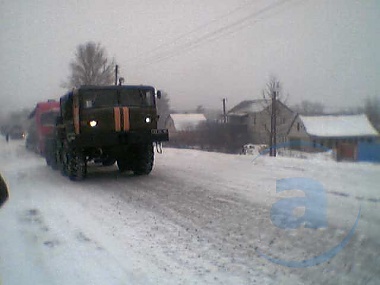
[0,139,379,285]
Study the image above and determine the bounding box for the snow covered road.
[1,140,379,284]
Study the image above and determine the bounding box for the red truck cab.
[28,100,60,155]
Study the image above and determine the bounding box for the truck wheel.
[68,152,87,181]
[46,156,51,166]
[131,144,154,175]
[46,155,58,170]
[117,159,130,172]
[50,154,59,170]
[45,148,58,170]
[58,149,68,176]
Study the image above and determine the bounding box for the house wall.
[247,102,296,144]
[357,142,380,163]
[228,115,248,125]
[287,117,311,148]
[287,116,308,139]
[287,116,311,149]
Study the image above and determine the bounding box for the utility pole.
[114,64,119,86]
[222,98,227,123]
[270,83,279,157]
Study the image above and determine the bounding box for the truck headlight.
[89,120,98,127]
[145,117,151,123]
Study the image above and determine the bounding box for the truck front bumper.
[73,129,169,147]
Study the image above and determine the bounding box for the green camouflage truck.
[46,85,168,180]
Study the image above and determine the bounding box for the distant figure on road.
[5,133,9,143]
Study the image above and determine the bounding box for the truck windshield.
[81,88,154,109]
[40,111,59,126]
[119,89,154,107]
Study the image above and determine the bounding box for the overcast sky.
[0,0,379,115]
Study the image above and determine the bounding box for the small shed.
[165,114,207,133]
[165,113,207,147]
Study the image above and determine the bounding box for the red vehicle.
[27,100,60,155]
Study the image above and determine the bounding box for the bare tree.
[364,97,380,131]
[331,97,379,131]
[63,42,115,88]
[262,76,283,156]
[293,100,325,115]
[262,76,283,101]
[195,105,205,114]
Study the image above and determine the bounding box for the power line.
[130,0,294,67]
[127,1,262,65]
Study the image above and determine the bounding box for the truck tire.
[46,155,58,170]
[45,142,58,170]
[58,149,69,176]
[68,152,87,181]
[131,144,154,175]
[50,154,59,170]
[46,156,51,166]
[117,159,130,172]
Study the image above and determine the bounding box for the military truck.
[46,85,168,180]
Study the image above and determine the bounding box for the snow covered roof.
[300,114,379,138]
[169,114,207,131]
[228,100,270,115]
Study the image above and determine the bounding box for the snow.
[300,114,379,137]
[277,148,335,161]
[169,114,206,131]
[0,139,379,284]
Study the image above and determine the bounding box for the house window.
[297,123,300,131]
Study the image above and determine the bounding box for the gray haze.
[0,0,379,114]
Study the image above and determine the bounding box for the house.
[227,99,296,144]
[287,114,380,160]
[288,114,379,148]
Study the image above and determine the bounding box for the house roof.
[168,114,207,131]
[300,114,379,138]
[228,100,271,115]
